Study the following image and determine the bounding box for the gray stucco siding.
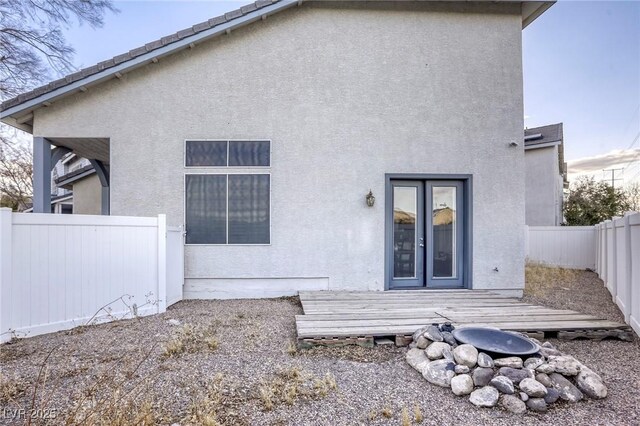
[32,2,526,296]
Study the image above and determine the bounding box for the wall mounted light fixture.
[366,190,375,207]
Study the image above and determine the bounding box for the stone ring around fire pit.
[452,327,540,356]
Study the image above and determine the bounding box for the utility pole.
[602,168,624,188]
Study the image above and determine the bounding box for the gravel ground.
[1,269,639,425]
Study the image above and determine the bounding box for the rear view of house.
[1,0,554,298]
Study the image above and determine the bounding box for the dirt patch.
[1,272,638,425]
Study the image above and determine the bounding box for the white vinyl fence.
[595,212,640,336]
[525,225,596,269]
[0,209,183,343]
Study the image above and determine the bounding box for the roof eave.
[521,1,555,29]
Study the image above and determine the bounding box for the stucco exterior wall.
[525,146,561,226]
[32,1,526,297]
[72,174,102,215]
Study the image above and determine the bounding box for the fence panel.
[526,226,596,269]
[0,210,183,343]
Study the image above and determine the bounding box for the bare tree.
[0,0,115,210]
[626,181,640,212]
[0,134,33,210]
[1,0,116,100]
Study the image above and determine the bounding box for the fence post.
[623,213,633,322]
[157,214,167,314]
[595,224,600,275]
[611,218,618,302]
[602,220,609,288]
[0,208,12,343]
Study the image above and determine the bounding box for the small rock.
[526,397,548,412]
[451,374,474,396]
[548,355,581,376]
[519,378,548,398]
[469,386,500,407]
[406,348,429,372]
[473,367,495,387]
[549,373,584,402]
[494,357,523,369]
[499,367,530,384]
[455,365,470,374]
[535,373,553,388]
[453,344,478,368]
[542,341,555,349]
[439,322,455,333]
[489,376,515,394]
[424,325,444,342]
[442,347,455,362]
[477,352,494,368]
[409,342,417,349]
[544,387,561,404]
[167,319,181,326]
[524,357,543,370]
[416,335,431,349]
[412,325,430,342]
[536,363,555,374]
[519,391,529,402]
[501,394,527,414]
[540,347,562,357]
[575,366,607,399]
[530,337,542,345]
[441,331,457,347]
[425,342,451,360]
[422,359,456,387]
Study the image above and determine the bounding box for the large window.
[185,140,271,245]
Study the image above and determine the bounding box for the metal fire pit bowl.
[452,327,540,356]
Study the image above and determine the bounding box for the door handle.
[418,238,425,247]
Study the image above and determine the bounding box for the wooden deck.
[295,290,633,348]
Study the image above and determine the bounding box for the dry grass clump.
[381,406,393,418]
[64,346,161,425]
[413,404,424,423]
[182,373,249,426]
[0,372,28,402]
[162,323,219,358]
[525,263,580,297]
[401,406,411,426]
[286,340,298,356]
[257,367,337,411]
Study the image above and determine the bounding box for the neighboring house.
[524,123,569,226]
[54,155,103,215]
[1,0,554,298]
[24,153,101,214]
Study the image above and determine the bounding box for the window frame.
[183,139,271,169]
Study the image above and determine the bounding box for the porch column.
[32,137,52,213]
[89,159,110,215]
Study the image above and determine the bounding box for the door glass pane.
[393,186,417,278]
[185,174,227,244]
[228,174,270,244]
[432,186,456,278]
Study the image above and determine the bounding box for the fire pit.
[452,327,540,356]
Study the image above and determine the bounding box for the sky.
[60,1,640,185]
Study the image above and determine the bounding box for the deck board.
[296,290,631,341]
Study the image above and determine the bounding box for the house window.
[184,140,271,245]
[185,140,270,167]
